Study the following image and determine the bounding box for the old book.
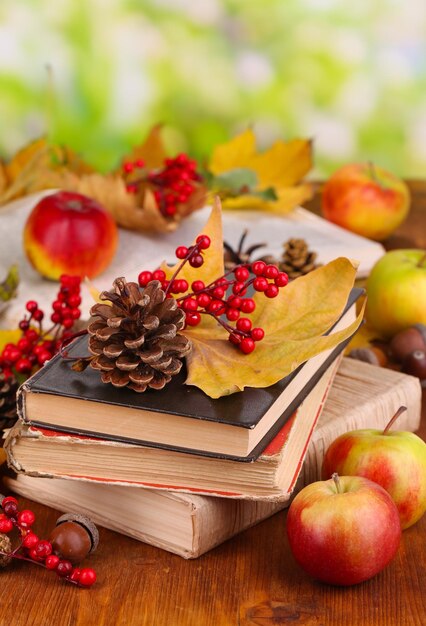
[4,359,421,559]
[5,358,421,500]
[6,358,340,501]
[16,290,361,461]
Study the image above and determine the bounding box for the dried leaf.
[160,197,224,290]
[184,258,363,397]
[0,265,19,303]
[208,129,313,214]
[4,137,48,183]
[0,329,22,353]
[120,124,168,170]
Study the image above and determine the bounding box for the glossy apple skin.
[24,191,118,280]
[321,163,410,241]
[322,428,426,529]
[366,249,426,337]
[286,476,401,586]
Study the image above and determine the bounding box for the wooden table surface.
[1,182,425,626]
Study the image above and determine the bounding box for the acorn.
[49,513,99,565]
[402,349,426,381]
[347,346,388,367]
[389,324,426,362]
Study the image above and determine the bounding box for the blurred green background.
[0,0,425,176]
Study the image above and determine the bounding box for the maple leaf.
[185,258,364,397]
[118,124,168,171]
[208,129,313,213]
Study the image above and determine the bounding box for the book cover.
[17,289,362,461]
[4,359,421,559]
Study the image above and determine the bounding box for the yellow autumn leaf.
[5,137,48,183]
[250,138,313,188]
[209,129,313,214]
[184,258,364,398]
[217,184,313,213]
[160,197,224,290]
[0,329,22,353]
[209,128,256,175]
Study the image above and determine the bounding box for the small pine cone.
[88,278,192,393]
[0,370,19,435]
[280,238,320,279]
[0,533,12,567]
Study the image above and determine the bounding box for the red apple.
[321,163,410,241]
[24,191,118,280]
[322,407,426,529]
[366,249,426,337]
[286,474,401,586]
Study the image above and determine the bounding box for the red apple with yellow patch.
[24,191,118,280]
[286,474,401,586]
[322,407,426,529]
[321,163,410,241]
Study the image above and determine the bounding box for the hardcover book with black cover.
[17,289,362,460]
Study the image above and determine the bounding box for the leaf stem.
[417,253,426,269]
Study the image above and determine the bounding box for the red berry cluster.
[0,496,96,588]
[0,275,82,379]
[138,237,289,354]
[122,153,201,218]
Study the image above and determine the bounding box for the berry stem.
[382,405,407,434]
[165,243,202,297]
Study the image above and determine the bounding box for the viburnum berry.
[191,280,205,293]
[263,264,279,279]
[253,277,268,292]
[22,532,40,549]
[229,332,242,345]
[152,269,166,282]
[240,337,255,354]
[196,234,211,250]
[33,310,44,322]
[237,318,252,332]
[240,298,255,314]
[26,300,38,313]
[138,271,153,287]
[189,254,203,268]
[197,293,211,308]
[45,554,60,570]
[234,266,250,282]
[175,246,188,259]
[56,560,73,578]
[182,298,198,312]
[265,285,279,298]
[35,540,52,558]
[17,510,36,528]
[185,312,201,326]
[252,261,266,276]
[251,327,265,341]
[226,308,240,321]
[275,272,289,287]
[0,516,13,533]
[78,568,97,587]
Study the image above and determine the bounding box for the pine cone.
[280,238,320,279]
[88,278,192,393]
[0,370,19,435]
[0,533,12,567]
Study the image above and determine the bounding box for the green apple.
[366,249,426,337]
[322,407,426,529]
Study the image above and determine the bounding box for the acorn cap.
[56,513,99,553]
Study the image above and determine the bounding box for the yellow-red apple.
[366,249,426,337]
[322,407,426,529]
[321,163,410,241]
[24,191,118,280]
[286,474,401,586]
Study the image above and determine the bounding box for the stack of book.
[3,292,422,558]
